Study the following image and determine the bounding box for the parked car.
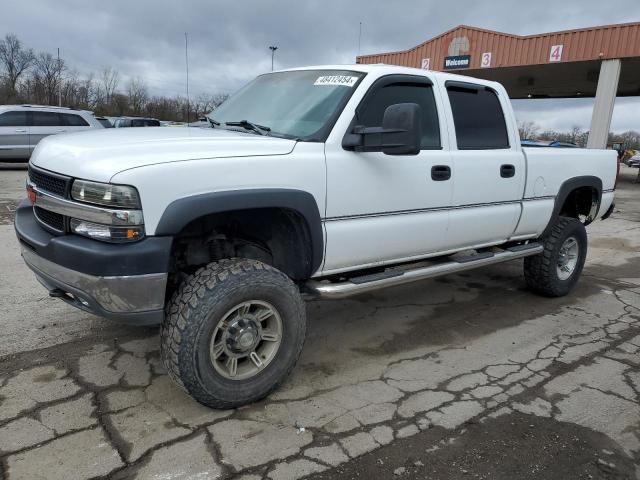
[624,154,640,168]
[113,117,161,128]
[0,105,103,161]
[16,65,617,409]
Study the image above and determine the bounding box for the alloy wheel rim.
[557,236,579,280]
[209,300,283,380]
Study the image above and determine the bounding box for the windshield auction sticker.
[314,75,359,87]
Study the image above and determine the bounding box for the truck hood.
[30,127,297,183]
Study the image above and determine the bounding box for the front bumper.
[15,200,171,325]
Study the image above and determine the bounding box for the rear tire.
[161,258,306,409]
[524,217,587,297]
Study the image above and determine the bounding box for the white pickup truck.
[16,64,617,408]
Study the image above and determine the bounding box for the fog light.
[70,218,144,243]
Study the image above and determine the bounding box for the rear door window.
[0,111,28,127]
[446,85,509,149]
[32,111,64,127]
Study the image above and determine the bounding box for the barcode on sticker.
[314,75,358,87]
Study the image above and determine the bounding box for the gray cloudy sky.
[2,0,639,132]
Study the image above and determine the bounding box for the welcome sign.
[443,55,471,70]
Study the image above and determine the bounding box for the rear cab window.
[446,82,509,150]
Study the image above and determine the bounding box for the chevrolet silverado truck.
[15,65,617,408]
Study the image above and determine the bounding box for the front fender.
[154,188,324,275]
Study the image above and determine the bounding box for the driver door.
[322,75,453,274]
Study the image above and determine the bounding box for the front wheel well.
[168,208,316,283]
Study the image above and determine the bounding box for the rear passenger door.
[443,81,524,249]
[29,111,67,152]
[0,110,30,160]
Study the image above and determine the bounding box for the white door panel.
[325,149,453,216]
[451,150,524,205]
[324,148,453,271]
[447,204,521,249]
[323,74,454,273]
[441,81,526,246]
[323,197,450,273]
[450,149,524,242]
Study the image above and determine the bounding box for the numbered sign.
[549,44,563,62]
[481,52,492,68]
[421,58,430,70]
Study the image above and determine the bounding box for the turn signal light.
[70,218,145,243]
[27,184,36,203]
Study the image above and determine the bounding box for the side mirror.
[343,103,422,155]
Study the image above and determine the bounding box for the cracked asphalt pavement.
[0,163,639,480]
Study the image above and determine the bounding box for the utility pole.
[358,22,362,57]
[57,48,62,106]
[269,46,278,72]
[185,33,190,124]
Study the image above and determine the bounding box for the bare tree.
[0,34,35,100]
[127,77,148,114]
[567,126,583,144]
[518,120,540,140]
[192,93,229,119]
[1,34,230,120]
[100,66,119,105]
[33,52,65,105]
[608,130,640,150]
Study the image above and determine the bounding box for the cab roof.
[278,64,503,90]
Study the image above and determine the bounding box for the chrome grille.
[28,166,69,197]
[29,166,71,234]
[34,206,65,232]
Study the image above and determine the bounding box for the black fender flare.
[154,189,324,275]
[543,175,602,235]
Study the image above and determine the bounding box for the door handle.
[56,129,67,133]
[14,129,27,133]
[500,164,516,178]
[431,165,451,181]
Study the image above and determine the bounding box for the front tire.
[524,216,587,297]
[161,258,306,409]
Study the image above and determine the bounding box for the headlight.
[71,180,141,209]
[70,218,145,243]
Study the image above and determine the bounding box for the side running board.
[305,243,543,299]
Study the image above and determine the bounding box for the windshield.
[208,69,365,140]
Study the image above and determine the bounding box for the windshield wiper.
[225,120,271,136]
[208,117,220,127]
